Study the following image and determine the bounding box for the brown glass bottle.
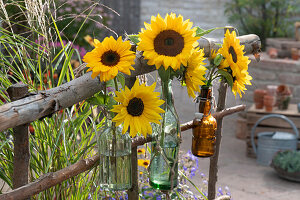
[192,88,217,157]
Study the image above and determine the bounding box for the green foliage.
[195,27,224,37]
[272,150,300,173]
[127,34,140,45]
[213,54,223,66]
[54,0,112,49]
[217,69,233,88]
[225,0,300,49]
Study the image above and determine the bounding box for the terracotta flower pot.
[263,95,275,112]
[276,85,292,110]
[291,48,299,60]
[254,89,266,109]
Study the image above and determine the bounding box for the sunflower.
[138,159,150,168]
[137,148,146,155]
[184,48,207,98]
[137,13,199,71]
[83,36,135,82]
[111,79,165,137]
[218,30,250,76]
[232,71,252,97]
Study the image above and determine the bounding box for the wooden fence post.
[125,77,139,200]
[207,26,234,200]
[7,83,30,200]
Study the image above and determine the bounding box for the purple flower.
[218,187,224,195]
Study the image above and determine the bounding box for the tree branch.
[180,105,246,132]
[0,34,260,132]
[208,81,228,200]
[0,155,99,200]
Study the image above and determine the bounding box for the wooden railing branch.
[0,34,260,132]
[180,104,246,132]
[0,155,99,200]
[0,104,245,199]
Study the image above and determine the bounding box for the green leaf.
[217,69,233,87]
[214,54,223,66]
[106,79,114,88]
[195,27,225,37]
[117,73,125,89]
[86,93,110,106]
[128,34,140,45]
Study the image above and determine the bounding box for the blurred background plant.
[225,0,300,49]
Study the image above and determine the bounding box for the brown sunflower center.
[229,46,237,63]
[101,50,120,66]
[154,30,184,57]
[143,161,149,166]
[127,97,144,116]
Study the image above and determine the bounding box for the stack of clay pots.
[253,89,267,109]
[254,88,276,112]
[263,95,275,112]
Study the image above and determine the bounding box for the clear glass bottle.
[98,122,132,191]
[192,88,217,157]
[149,79,180,190]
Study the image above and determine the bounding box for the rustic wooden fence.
[0,28,260,200]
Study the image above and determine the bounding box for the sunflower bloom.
[137,13,199,71]
[111,79,165,137]
[232,71,252,97]
[138,159,150,168]
[83,36,135,82]
[137,148,146,155]
[185,48,207,98]
[218,30,250,76]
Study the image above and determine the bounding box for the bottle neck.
[198,87,212,115]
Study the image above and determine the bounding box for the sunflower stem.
[113,77,119,92]
[206,65,217,87]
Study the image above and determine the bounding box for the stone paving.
[173,80,300,200]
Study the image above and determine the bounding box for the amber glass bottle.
[192,88,217,157]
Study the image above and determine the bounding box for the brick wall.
[241,53,300,107]
[140,0,231,38]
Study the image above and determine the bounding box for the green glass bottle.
[149,78,180,190]
[98,122,132,191]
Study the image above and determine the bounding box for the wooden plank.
[248,104,300,116]
[246,113,300,129]
[266,38,300,50]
